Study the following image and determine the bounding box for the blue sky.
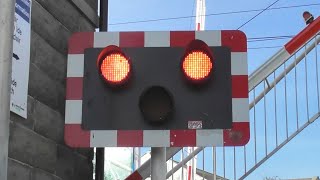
[106,0,320,179]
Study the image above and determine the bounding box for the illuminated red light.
[181,40,214,83]
[182,51,212,80]
[97,45,131,86]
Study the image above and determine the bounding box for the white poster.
[10,0,31,118]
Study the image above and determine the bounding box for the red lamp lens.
[100,53,130,85]
[182,51,213,81]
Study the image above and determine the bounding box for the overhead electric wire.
[248,35,293,40]
[248,45,283,50]
[109,3,320,26]
[248,35,293,49]
[237,0,281,29]
[247,35,294,42]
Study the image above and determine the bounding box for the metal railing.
[164,34,320,180]
[126,18,320,180]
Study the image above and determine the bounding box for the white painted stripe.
[196,130,223,146]
[67,54,84,77]
[90,130,117,147]
[231,52,248,75]
[94,32,120,47]
[232,98,249,122]
[195,31,221,46]
[144,31,170,47]
[65,100,82,124]
[143,130,170,147]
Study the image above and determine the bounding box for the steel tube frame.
[0,0,15,179]
[126,18,320,180]
[249,36,320,109]
[151,147,166,180]
[166,147,204,179]
[153,35,320,179]
[239,112,320,180]
[126,35,320,180]
[95,0,108,180]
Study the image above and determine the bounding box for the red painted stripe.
[66,77,83,100]
[119,32,144,47]
[285,17,320,54]
[197,23,200,31]
[64,124,90,147]
[170,130,196,147]
[68,32,94,54]
[232,75,249,98]
[170,31,195,47]
[117,130,143,147]
[221,30,247,52]
[223,122,250,146]
[125,171,143,180]
[187,166,192,180]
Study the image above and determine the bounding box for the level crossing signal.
[64,31,250,147]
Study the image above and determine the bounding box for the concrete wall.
[8,0,98,179]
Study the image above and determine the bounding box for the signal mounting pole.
[187,0,206,179]
[195,0,206,31]
[95,1,108,180]
[151,147,166,179]
[0,0,15,180]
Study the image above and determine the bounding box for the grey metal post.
[95,148,105,180]
[95,0,108,180]
[99,0,108,31]
[151,147,166,180]
[0,0,15,179]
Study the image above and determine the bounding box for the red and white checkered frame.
[64,30,249,147]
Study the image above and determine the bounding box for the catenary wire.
[248,45,283,49]
[237,0,281,29]
[109,3,320,26]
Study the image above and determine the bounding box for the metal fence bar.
[237,36,320,180]
[223,147,226,178]
[239,112,320,180]
[253,87,257,165]
[151,33,320,180]
[213,147,217,180]
[264,80,268,155]
[244,146,247,174]
[202,148,205,180]
[249,36,320,109]
[181,148,184,180]
[294,53,299,130]
[233,147,236,180]
[274,72,279,146]
[305,45,310,120]
[315,35,320,113]
[171,156,174,180]
[284,61,289,139]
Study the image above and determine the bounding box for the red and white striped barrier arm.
[249,17,320,90]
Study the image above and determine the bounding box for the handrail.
[126,17,320,180]
[249,17,320,91]
[250,35,320,109]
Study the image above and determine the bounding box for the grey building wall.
[8,0,98,179]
